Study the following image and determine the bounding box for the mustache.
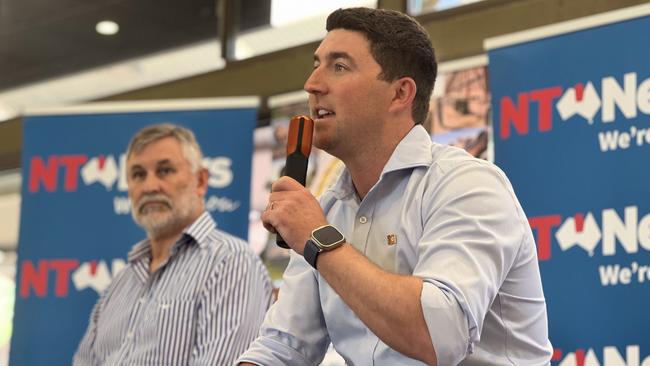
[136,194,172,213]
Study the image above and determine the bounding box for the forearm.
[317,244,437,365]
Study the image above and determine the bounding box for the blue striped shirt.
[73,212,272,365]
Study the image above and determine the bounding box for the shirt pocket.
[154,299,198,364]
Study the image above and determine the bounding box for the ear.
[388,77,417,115]
[195,168,210,197]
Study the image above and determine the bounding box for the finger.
[261,201,283,232]
[271,176,304,193]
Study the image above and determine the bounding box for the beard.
[131,185,201,239]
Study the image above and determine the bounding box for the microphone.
[276,115,314,248]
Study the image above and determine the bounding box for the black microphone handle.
[284,153,309,185]
[276,153,309,248]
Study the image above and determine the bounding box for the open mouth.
[315,108,335,120]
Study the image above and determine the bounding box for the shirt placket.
[351,190,378,256]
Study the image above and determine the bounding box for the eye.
[157,166,175,177]
[130,170,145,181]
[334,63,347,72]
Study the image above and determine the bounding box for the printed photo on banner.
[426,65,490,159]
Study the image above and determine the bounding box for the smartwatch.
[304,225,345,269]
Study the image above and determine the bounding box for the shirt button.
[126,331,134,339]
[359,216,367,224]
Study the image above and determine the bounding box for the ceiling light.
[96,20,119,36]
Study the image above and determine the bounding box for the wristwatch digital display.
[304,225,345,269]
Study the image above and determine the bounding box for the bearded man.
[74,123,271,366]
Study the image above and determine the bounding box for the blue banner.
[10,99,257,365]
[488,7,650,365]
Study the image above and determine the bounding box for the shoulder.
[91,260,137,308]
[199,229,253,264]
[423,143,528,227]
[202,228,269,278]
[430,143,489,172]
[427,143,511,189]
[206,228,250,253]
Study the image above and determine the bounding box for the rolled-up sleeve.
[237,251,331,365]
[415,161,525,365]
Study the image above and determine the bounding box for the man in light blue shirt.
[239,7,553,366]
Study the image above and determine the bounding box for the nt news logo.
[552,345,650,366]
[530,205,650,286]
[18,258,126,299]
[499,72,650,152]
[27,153,234,193]
[26,152,241,214]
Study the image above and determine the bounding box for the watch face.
[313,225,345,248]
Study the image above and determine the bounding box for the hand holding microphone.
[275,115,314,248]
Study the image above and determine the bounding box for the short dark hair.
[326,7,437,125]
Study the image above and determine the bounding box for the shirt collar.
[381,124,433,174]
[183,211,216,246]
[127,239,151,262]
[127,211,216,262]
[328,125,432,200]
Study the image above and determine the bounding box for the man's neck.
[147,209,202,272]
[346,149,390,200]
[345,123,414,200]
[149,233,182,261]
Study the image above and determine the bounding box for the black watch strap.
[303,239,320,269]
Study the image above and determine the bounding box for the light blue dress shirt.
[239,125,553,366]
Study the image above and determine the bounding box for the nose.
[304,67,325,95]
[140,174,162,194]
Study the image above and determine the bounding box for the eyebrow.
[128,159,174,172]
[314,51,356,67]
[155,159,173,166]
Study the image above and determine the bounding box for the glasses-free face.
[304,29,394,160]
[126,137,205,238]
